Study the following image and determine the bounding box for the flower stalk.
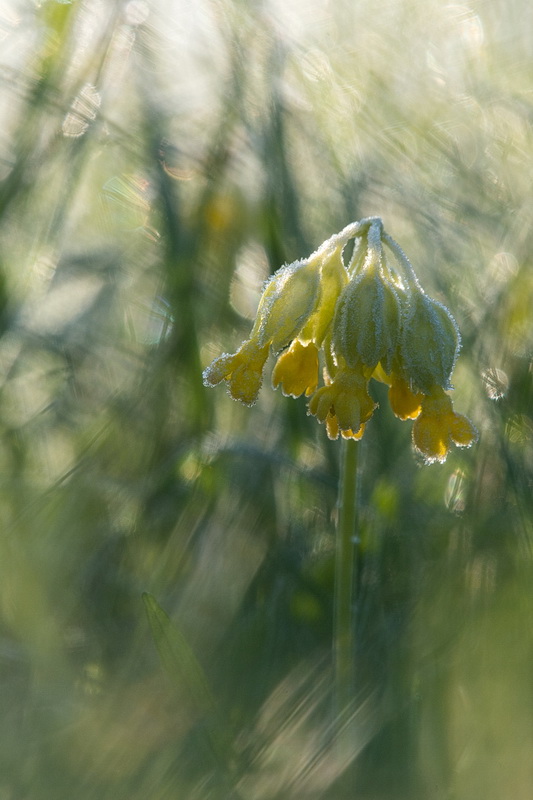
[334,438,359,725]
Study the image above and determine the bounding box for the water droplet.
[481,367,509,400]
[506,414,533,444]
[445,468,467,514]
[62,84,101,138]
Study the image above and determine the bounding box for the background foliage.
[0,0,532,798]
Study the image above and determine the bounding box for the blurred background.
[0,0,532,798]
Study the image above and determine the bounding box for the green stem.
[334,438,360,725]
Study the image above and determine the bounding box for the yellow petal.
[308,385,335,423]
[229,362,263,406]
[308,367,376,434]
[341,423,366,440]
[389,378,423,420]
[334,391,362,433]
[450,413,478,447]
[203,340,269,406]
[272,340,319,398]
[412,414,449,463]
[202,352,236,387]
[325,412,339,440]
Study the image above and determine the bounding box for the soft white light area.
[20,275,104,335]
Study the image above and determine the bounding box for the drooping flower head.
[203,237,347,401]
[203,218,477,463]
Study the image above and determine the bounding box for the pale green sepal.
[333,265,401,372]
[254,257,321,351]
[400,292,461,393]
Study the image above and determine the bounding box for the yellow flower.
[203,218,477,462]
[272,340,319,398]
[308,366,377,435]
[388,375,423,420]
[325,412,365,441]
[202,339,270,406]
[370,364,423,420]
[412,386,478,464]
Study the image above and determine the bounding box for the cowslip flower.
[412,386,478,463]
[202,339,270,407]
[271,339,319,398]
[203,218,477,463]
[308,362,377,435]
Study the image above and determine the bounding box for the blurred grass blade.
[142,593,244,798]
[142,592,215,715]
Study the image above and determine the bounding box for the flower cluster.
[203,218,477,463]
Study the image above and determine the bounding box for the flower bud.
[400,292,460,393]
[332,265,401,373]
